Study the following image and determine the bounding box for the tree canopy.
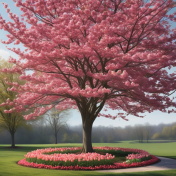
[0,0,176,152]
[0,58,29,147]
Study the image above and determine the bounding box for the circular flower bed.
[18,146,159,170]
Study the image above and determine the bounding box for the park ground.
[0,141,176,176]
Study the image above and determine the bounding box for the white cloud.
[0,49,11,60]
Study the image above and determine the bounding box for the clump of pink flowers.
[126,153,149,160]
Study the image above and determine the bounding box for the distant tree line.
[152,124,176,140]
[1,118,176,144]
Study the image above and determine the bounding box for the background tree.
[152,132,163,140]
[0,0,176,152]
[172,125,176,139]
[32,115,49,143]
[144,123,151,143]
[106,128,115,143]
[62,133,71,143]
[72,133,81,143]
[135,124,144,143]
[152,123,176,140]
[162,126,172,139]
[45,107,69,144]
[0,58,30,148]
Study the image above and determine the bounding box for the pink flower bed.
[26,152,115,162]
[18,155,158,170]
[17,147,159,170]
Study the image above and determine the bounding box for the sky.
[0,0,176,128]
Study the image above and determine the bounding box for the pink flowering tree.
[0,0,176,152]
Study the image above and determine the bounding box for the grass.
[0,141,176,176]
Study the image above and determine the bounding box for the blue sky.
[0,0,176,128]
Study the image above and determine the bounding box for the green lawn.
[0,141,176,176]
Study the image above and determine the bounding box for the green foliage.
[172,125,176,138]
[152,124,176,140]
[162,127,172,139]
[62,133,71,143]
[0,58,30,135]
[72,133,81,143]
[152,133,163,139]
[126,156,151,164]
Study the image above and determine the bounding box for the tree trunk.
[81,120,93,153]
[11,132,15,148]
[55,132,57,144]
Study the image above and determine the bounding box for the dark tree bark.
[55,131,57,144]
[77,95,107,153]
[81,119,94,153]
[11,132,15,148]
